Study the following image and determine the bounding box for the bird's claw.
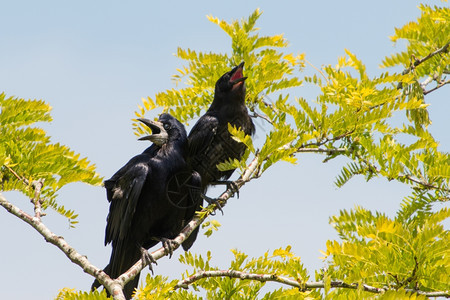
[201,193,224,215]
[140,247,157,274]
[160,238,179,258]
[211,180,240,199]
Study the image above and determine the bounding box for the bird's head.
[215,62,247,98]
[138,113,186,146]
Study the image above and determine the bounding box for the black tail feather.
[91,242,142,299]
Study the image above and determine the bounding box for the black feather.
[92,113,201,299]
[184,62,255,249]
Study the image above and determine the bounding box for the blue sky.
[1,1,448,299]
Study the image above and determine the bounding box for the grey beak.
[138,118,169,146]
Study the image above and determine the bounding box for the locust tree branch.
[296,147,347,154]
[31,179,44,219]
[296,130,450,194]
[0,192,127,299]
[423,79,450,95]
[402,41,450,76]
[174,269,450,298]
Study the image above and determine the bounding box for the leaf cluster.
[133,275,198,300]
[130,7,449,298]
[132,247,320,300]
[133,8,304,147]
[381,5,450,126]
[382,5,449,76]
[0,93,102,225]
[323,206,449,298]
[55,288,109,300]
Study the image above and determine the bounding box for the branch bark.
[31,179,44,219]
[174,269,450,298]
[397,41,450,91]
[296,147,347,154]
[423,79,450,95]
[353,150,450,193]
[402,41,450,76]
[0,192,126,300]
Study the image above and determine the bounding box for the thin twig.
[354,151,449,192]
[397,41,450,90]
[261,99,279,114]
[174,269,450,298]
[251,111,273,125]
[296,147,347,154]
[401,174,450,193]
[5,165,29,185]
[305,58,328,82]
[402,41,450,75]
[297,130,354,151]
[420,76,434,90]
[424,79,450,95]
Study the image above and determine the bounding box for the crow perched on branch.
[183,62,255,250]
[92,113,200,299]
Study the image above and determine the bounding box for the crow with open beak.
[183,62,255,250]
[92,113,201,299]
[137,117,169,146]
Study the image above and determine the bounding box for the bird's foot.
[211,180,240,199]
[151,237,179,258]
[201,193,224,215]
[140,247,157,274]
[160,238,179,258]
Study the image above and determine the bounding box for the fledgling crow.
[183,62,255,250]
[92,113,200,299]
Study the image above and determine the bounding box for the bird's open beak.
[137,118,169,146]
[229,62,247,85]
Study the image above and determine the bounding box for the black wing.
[188,113,219,159]
[104,155,151,246]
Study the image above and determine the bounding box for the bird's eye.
[163,123,171,130]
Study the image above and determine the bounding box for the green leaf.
[1,93,103,223]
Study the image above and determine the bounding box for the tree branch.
[31,179,44,219]
[397,41,450,90]
[251,111,273,125]
[5,165,30,185]
[261,98,279,114]
[0,192,126,300]
[353,151,450,193]
[297,130,355,151]
[400,173,450,193]
[402,41,450,76]
[174,269,450,298]
[296,147,347,154]
[423,79,450,95]
[5,166,46,219]
[305,58,329,83]
[420,76,434,90]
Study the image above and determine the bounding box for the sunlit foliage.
[1,3,447,299]
[0,93,102,226]
[131,6,449,298]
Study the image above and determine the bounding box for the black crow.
[92,113,200,299]
[183,62,255,250]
